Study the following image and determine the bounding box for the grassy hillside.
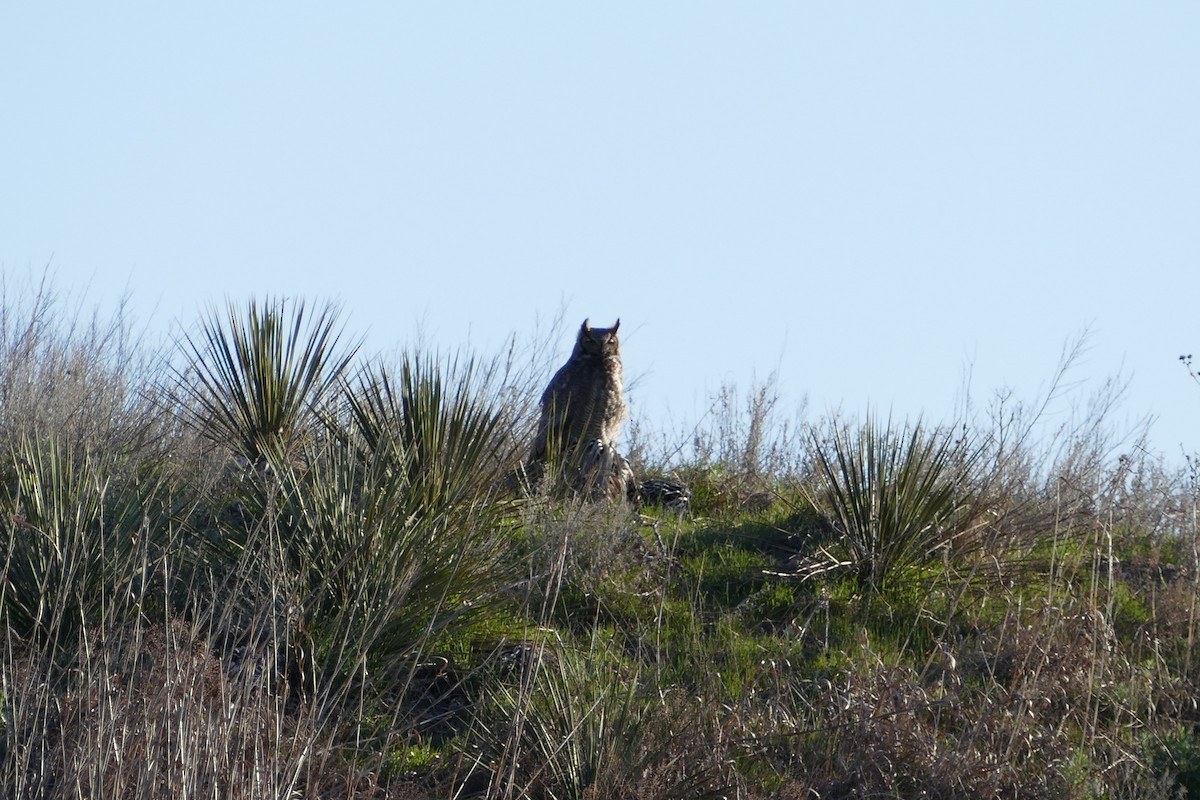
[2,285,1198,799]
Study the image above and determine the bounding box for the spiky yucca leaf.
[804,415,982,596]
[176,297,358,466]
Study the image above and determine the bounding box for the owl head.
[574,318,621,358]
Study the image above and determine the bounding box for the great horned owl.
[529,319,628,497]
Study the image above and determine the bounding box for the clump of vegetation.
[800,414,985,600]
[173,295,359,466]
[3,276,1200,799]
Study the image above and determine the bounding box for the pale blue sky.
[3,4,1198,461]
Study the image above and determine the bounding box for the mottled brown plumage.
[529,319,629,499]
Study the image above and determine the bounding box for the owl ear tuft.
[611,319,620,334]
[581,318,591,333]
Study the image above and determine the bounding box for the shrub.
[0,433,175,644]
[801,415,985,600]
[173,296,358,466]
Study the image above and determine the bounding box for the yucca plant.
[0,433,172,644]
[342,354,525,520]
[174,297,358,468]
[283,426,515,641]
[218,352,526,734]
[802,415,985,600]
